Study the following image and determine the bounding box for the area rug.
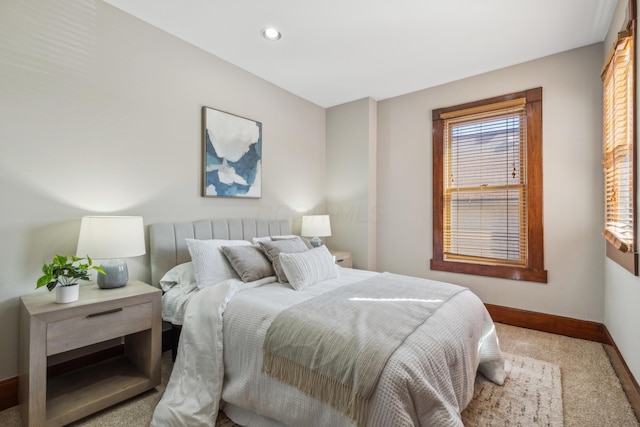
[217,352,563,427]
[461,353,563,427]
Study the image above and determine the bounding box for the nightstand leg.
[20,311,47,426]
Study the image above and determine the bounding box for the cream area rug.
[461,353,563,427]
[216,352,563,427]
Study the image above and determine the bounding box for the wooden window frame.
[431,88,547,283]
[602,1,638,275]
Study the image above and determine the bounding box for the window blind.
[443,100,527,266]
[602,32,634,253]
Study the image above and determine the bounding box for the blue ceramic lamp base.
[309,236,323,247]
[97,259,128,289]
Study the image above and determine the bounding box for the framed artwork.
[202,106,262,198]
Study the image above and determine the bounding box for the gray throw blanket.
[262,272,466,426]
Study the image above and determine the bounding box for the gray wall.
[0,0,326,380]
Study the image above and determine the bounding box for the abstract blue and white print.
[203,107,262,197]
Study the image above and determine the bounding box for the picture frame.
[201,106,262,198]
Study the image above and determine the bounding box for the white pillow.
[270,234,299,240]
[185,239,251,289]
[159,262,197,293]
[279,245,338,290]
[251,236,273,244]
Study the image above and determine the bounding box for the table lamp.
[301,215,332,247]
[76,216,146,288]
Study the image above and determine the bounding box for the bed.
[150,218,293,359]
[149,218,506,427]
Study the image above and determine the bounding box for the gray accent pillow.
[259,237,310,283]
[252,235,314,249]
[272,235,314,249]
[221,245,275,283]
[279,245,338,290]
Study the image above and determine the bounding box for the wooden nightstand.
[19,280,162,426]
[329,249,353,268]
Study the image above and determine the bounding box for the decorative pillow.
[251,236,273,244]
[159,262,196,293]
[279,245,338,290]
[272,234,314,249]
[251,235,301,244]
[270,234,299,240]
[185,239,251,289]
[258,237,309,283]
[221,245,275,282]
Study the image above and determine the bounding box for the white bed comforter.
[151,269,505,427]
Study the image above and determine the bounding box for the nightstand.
[329,249,353,268]
[19,280,162,426]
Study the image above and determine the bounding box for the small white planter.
[56,284,79,304]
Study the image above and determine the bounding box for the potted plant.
[36,255,105,303]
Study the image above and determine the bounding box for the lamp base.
[310,236,323,247]
[97,259,128,289]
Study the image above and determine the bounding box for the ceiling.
[101,0,618,108]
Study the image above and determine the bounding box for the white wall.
[376,44,605,322]
[325,98,377,269]
[603,0,640,385]
[0,0,325,380]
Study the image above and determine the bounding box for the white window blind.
[602,32,634,253]
[443,99,527,266]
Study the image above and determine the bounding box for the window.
[601,19,637,275]
[431,88,547,283]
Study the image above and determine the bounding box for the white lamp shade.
[301,215,332,238]
[76,216,146,259]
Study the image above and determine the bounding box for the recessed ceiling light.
[262,27,281,41]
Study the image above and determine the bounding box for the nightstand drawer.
[46,301,152,356]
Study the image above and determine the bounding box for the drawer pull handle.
[87,308,123,318]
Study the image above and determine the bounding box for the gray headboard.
[149,218,291,287]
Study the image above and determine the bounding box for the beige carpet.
[1,324,637,426]
[495,323,639,427]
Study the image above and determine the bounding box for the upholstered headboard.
[149,218,291,287]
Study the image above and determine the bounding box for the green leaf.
[53,254,67,265]
[36,275,53,289]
